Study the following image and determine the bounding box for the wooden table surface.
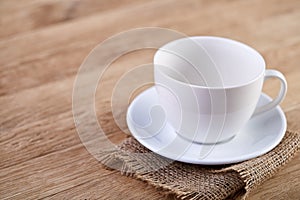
[1,0,300,199]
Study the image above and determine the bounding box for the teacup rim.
[154,36,266,90]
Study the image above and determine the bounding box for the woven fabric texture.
[100,131,300,200]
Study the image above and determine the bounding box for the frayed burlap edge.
[225,130,300,199]
[99,151,244,200]
[98,130,300,200]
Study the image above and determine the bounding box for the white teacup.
[154,36,287,144]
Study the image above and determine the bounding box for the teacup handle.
[253,69,287,115]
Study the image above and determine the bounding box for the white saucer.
[126,87,287,165]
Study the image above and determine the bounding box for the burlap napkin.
[100,130,300,200]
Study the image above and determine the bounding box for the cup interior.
[154,36,265,88]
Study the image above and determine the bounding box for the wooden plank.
[1,0,300,199]
[0,0,150,38]
[0,77,123,169]
[0,46,299,171]
[1,0,299,67]
[0,0,299,96]
[0,51,154,168]
[0,71,299,199]
[0,143,115,199]
[0,0,189,67]
[1,110,298,200]
[0,147,167,200]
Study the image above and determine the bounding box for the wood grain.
[0,0,300,199]
[0,0,150,38]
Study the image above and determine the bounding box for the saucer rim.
[126,86,287,165]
